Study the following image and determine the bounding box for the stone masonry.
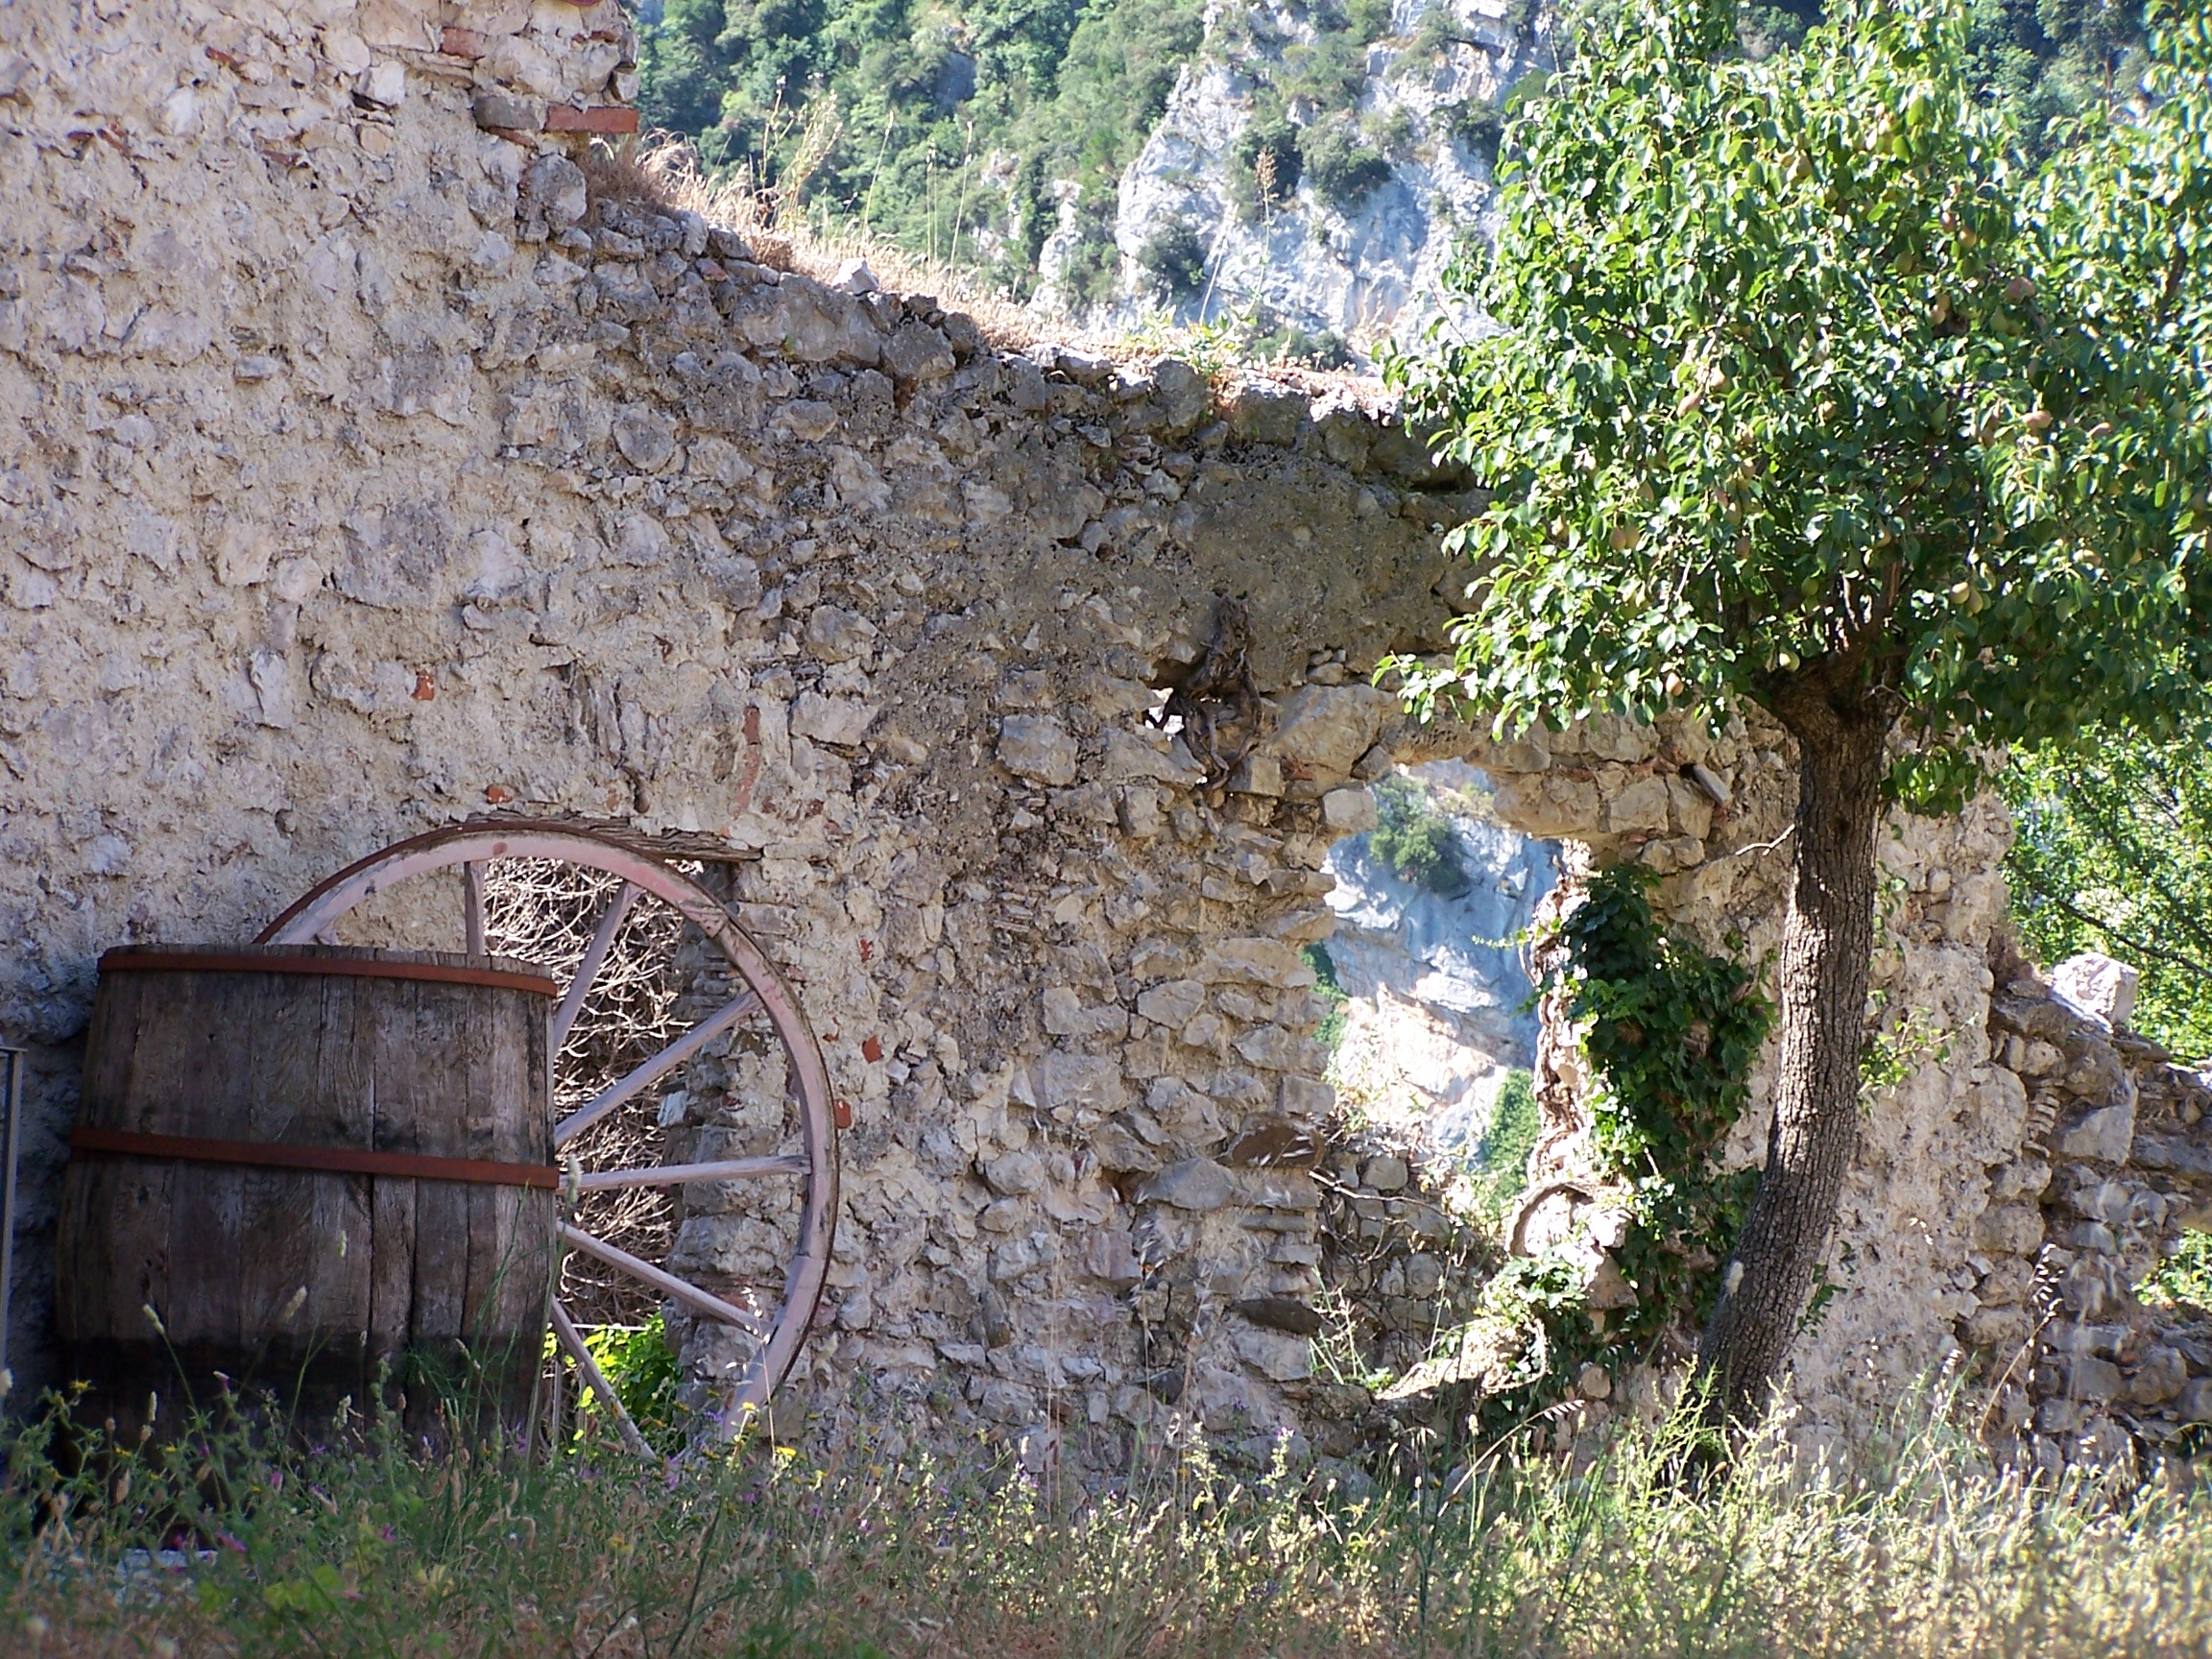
[1,0,2194,1476]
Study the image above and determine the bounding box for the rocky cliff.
[1043,0,1552,349]
[1322,760,1552,1156]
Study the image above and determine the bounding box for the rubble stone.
[998,716,1079,786]
[1139,1159,1236,1211]
[2051,952,2141,1028]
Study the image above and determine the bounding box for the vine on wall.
[1472,865,1772,1432]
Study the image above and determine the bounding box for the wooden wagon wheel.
[257,821,838,1451]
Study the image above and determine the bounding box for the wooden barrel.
[56,945,558,1439]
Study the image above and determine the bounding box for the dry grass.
[9,1381,2212,1658]
[576,133,1394,412]
[583,135,1049,352]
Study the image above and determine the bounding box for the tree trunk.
[1695,678,1892,1421]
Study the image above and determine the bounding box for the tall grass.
[7,1380,2211,1658]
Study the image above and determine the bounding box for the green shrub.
[1472,1067,1539,1216]
[1461,866,1771,1430]
[1051,187,1128,307]
[1369,775,1469,895]
[579,1313,684,1454]
[1450,100,1503,157]
[1136,217,1208,296]
[2002,723,2212,1064]
[1304,942,1349,1056]
[1360,105,1414,156]
[1231,111,1303,220]
[1300,117,1392,210]
[2141,1230,2212,1314]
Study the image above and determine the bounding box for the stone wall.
[1390,708,2029,1454]
[0,0,1466,1459]
[0,0,2162,1475]
[1964,957,2212,1472]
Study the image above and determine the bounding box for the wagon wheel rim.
[258,820,838,1445]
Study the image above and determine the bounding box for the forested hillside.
[637,0,1204,299]
[636,0,2150,325]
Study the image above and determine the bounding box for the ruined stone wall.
[0,0,1466,1460]
[1399,709,2029,1453]
[0,0,2142,1473]
[1962,961,2212,1473]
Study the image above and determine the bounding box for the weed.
[8,1382,2212,1656]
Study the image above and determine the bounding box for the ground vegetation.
[12,1388,2212,1655]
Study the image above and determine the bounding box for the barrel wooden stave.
[57,945,554,1437]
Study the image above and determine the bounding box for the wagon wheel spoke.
[549,880,642,1053]
[576,1155,808,1190]
[560,1222,769,1338]
[549,1298,653,1460]
[464,860,488,958]
[255,822,839,1434]
[553,991,760,1146]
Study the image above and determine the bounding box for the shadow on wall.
[1320,759,1557,1160]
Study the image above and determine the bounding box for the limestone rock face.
[1041,2,1553,352]
[1322,762,1555,1156]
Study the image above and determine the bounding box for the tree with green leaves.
[1388,0,2212,1417]
[2004,721,2212,1061]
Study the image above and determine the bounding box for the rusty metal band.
[68,1127,562,1190]
[97,950,561,998]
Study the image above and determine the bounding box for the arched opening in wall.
[1314,759,1557,1186]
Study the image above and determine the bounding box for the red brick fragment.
[544,105,638,134]
[861,1037,883,1062]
